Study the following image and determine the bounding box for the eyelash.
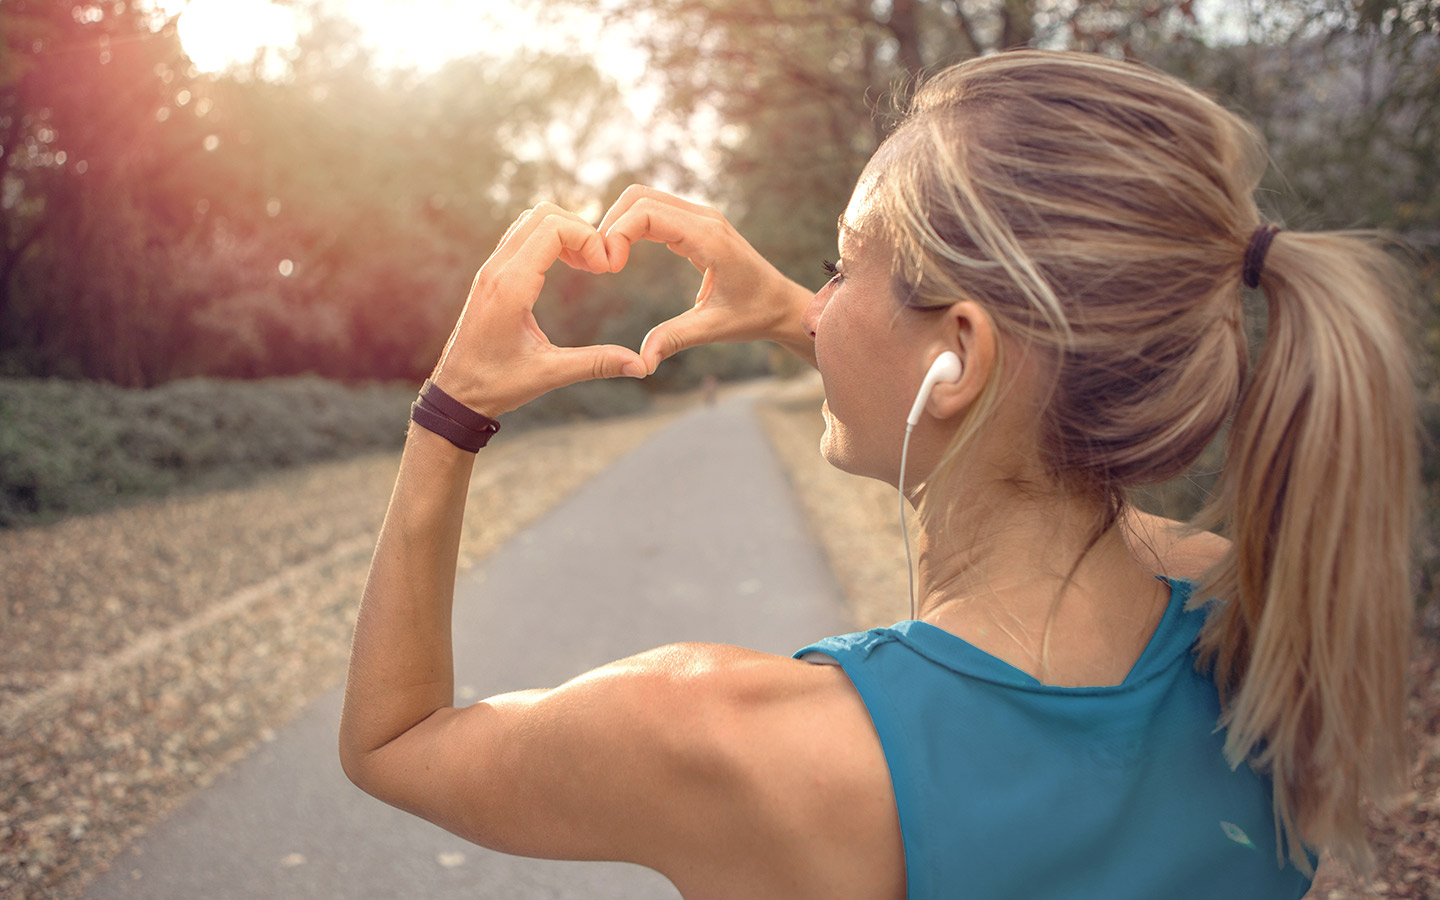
[822,259,843,283]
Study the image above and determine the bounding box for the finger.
[639,306,721,374]
[597,184,657,236]
[544,205,610,273]
[558,246,596,271]
[604,198,720,275]
[485,207,539,270]
[500,214,608,296]
[541,343,648,385]
[597,184,721,236]
[496,212,529,248]
[599,187,725,273]
[489,202,600,274]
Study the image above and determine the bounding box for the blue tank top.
[794,577,1314,899]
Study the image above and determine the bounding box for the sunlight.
[308,0,648,82]
[154,1,648,89]
[161,0,299,76]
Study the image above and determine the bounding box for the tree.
[0,0,211,382]
[0,2,666,385]
[549,0,1202,282]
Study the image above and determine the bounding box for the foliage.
[0,375,650,527]
[556,0,1202,284]
[0,1,693,386]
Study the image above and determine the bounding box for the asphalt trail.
[82,386,849,900]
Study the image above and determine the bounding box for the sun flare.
[162,0,299,75]
[158,0,644,84]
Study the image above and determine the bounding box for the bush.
[0,375,652,526]
[502,378,651,428]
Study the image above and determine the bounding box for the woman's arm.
[335,201,895,892]
[338,423,471,781]
[598,185,818,372]
[337,202,665,840]
[340,426,891,881]
[340,196,808,778]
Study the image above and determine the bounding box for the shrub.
[0,375,651,526]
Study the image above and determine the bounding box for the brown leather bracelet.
[419,379,501,438]
[409,379,501,452]
[409,401,491,452]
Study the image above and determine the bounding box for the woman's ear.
[926,300,996,420]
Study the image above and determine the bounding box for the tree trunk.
[0,221,44,342]
[1000,0,1036,50]
[888,0,925,77]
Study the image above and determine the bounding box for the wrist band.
[409,379,501,452]
[419,379,499,433]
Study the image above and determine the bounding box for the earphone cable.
[900,423,917,620]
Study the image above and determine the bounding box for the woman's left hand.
[429,202,647,418]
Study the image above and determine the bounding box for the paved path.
[82,387,848,900]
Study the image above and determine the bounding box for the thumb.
[640,308,713,374]
[544,344,648,387]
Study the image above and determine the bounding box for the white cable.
[899,351,959,622]
[900,422,917,620]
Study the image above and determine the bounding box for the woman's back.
[797,578,1313,899]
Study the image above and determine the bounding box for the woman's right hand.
[598,185,817,373]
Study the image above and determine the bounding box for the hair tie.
[1242,224,1281,289]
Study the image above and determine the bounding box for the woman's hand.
[598,185,817,373]
[430,202,648,418]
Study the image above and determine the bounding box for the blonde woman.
[339,50,1416,898]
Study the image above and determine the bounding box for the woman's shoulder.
[603,642,906,900]
[633,642,890,765]
[1123,509,1229,581]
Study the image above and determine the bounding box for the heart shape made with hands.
[430,190,800,420]
[597,186,806,374]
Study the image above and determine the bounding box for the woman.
[339,51,1416,898]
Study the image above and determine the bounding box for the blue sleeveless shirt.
[794,578,1313,899]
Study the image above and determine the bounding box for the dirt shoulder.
[755,374,1439,900]
[0,407,679,900]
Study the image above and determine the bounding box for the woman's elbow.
[338,731,377,794]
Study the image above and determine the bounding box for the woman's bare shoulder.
[1123,509,1230,581]
[578,639,904,898]
[681,644,904,900]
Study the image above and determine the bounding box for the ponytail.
[1195,230,1418,874]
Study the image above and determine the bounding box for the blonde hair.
[871,50,1417,874]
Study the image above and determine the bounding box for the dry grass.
[0,408,677,900]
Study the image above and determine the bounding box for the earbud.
[898,350,962,619]
[905,351,962,428]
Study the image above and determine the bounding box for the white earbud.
[899,350,962,619]
[905,351,963,427]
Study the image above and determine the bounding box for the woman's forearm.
[339,423,475,774]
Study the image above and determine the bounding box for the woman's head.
[803,163,1004,488]
[866,50,1264,518]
